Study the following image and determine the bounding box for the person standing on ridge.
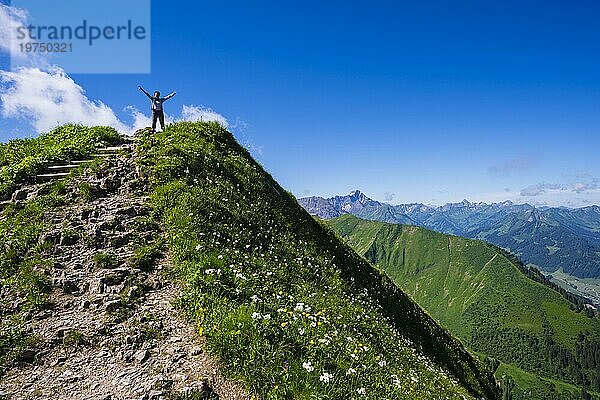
[138,86,176,133]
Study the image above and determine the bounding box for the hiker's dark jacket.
[140,88,175,111]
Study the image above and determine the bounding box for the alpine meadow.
[328,214,600,400]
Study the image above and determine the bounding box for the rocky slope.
[0,136,249,399]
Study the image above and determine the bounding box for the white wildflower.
[235,272,245,280]
[346,368,356,375]
[302,361,314,372]
[357,387,366,395]
[319,372,333,383]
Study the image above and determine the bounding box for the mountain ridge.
[299,190,600,280]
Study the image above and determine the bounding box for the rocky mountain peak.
[348,189,368,203]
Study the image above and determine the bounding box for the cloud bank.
[0,66,129,133]
[520,180,600,197]
[488,155,536,176]
[0,66,229,135]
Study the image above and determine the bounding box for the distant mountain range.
[299,190,600,279]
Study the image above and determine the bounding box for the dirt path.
[0,138,251,400]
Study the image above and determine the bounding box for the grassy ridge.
[329,214,600,399]
[136,122,500,399]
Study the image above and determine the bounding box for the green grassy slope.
[329,214,600,399]
[135,122,500,399]
[495,362,599,400]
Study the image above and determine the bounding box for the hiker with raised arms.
[138,86,176,133]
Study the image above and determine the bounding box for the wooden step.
[71,160,93,165]
[36,172,70,181]
[97,146,128,153]
[47,165,80,172]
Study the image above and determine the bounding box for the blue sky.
[1,1,600,207]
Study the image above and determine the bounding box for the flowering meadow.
[136,122,499,399]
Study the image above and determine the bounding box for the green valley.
[329,214,600,400]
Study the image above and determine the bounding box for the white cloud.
[0,66,129,133]
[0,4,47,68]
[0,4,235,142]
[181,105,229,128]
[0,4,28,58]
[488,155,536,176]
[124,105,154,133]
[520,181,600,197]
[0,5,129,133]
[0,66,230,136]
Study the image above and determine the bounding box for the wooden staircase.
[0,139,133,210]
[35,144,129,183]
